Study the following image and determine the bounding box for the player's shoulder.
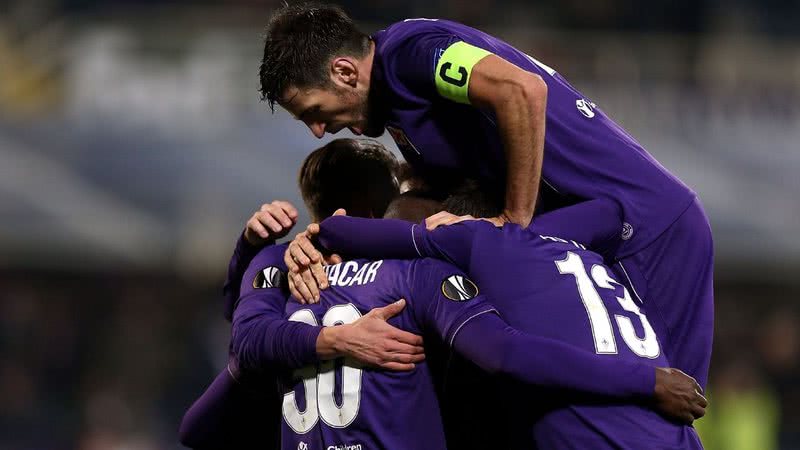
[374,18,461,53]
[533,232,606,264]
[407,257,467,285]
[378,18,452,37]
[410,256,459,270]
[240,243,290,296]
[249,243,289,272]
[407,258,481,305]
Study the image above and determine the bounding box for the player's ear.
[331,57,358,88]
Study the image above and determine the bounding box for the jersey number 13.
[556,252,660,359]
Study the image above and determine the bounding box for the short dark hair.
[442,179,503,218]
[259,3,370,110]
[385,178,502,223]
[298,138,400,221]
[384,190,444,223]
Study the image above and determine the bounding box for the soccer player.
[232,212,703,450]
[288,184,706,448]
[180,139,705,449]
[258,4,714,387]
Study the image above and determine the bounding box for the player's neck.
[360,40,376,88]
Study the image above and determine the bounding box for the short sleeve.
[407,258,498,346]
[388,36,492,105]
[383,31,459,99]
[433,41,491,104]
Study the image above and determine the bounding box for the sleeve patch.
[253,266,284,289]
[441,275,479,301]
[434,41,491,104]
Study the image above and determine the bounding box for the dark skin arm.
[468,55,548,228]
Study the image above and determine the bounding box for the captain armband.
[434,41,492,104]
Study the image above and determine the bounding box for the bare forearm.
[495,74,547,228]
[314,301,425,371]
[316,326,346,360]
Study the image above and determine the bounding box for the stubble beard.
[360,86,387,138]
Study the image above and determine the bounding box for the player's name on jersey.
[539,235,587,250]
[324,261,384,287]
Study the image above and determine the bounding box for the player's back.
[460,221,702,449]
[279,257,493,450]
[373,19,695,257]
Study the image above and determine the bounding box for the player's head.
[441,179,503,218]
[298,138,400,222]
[383,178,503,222]
[260,3,385,139]
[384,190,447,223]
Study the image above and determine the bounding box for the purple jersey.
[316,216,702,449]
[239,251,495,450]
[371,19,695,258]
[279,258,498,450]
[234,244,662,450]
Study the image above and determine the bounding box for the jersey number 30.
[556,252,660,359]
[282,304,363,433]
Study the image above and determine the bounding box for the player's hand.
[285,209,346,303]
[653,367,708,424]
[285,230,326,303]
[425,211,476,230]
[243,201,299,246]
[480,215,508,227]
[332,299,425,371]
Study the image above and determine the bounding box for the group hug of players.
[180,4,714,449]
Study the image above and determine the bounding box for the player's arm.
[283,215,477,303]
[532,198,624,253]
[315,216,422,260]
[452,313,706,423]
[232,245,424,370]
[287,215,475,276]
[231,247,322,371]
[434,43,545,228]
[411,261,707,423]
[222,201,298,321]
[232,290,322,371]
[179,361,280,449]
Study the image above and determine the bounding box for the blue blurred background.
[0,0,799,448]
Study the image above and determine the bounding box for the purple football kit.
[178,200,663,448]
[229,236,676,450]
[315,215,703,449]
[370,18,713,387]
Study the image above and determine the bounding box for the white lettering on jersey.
[326,261,385,287]
[364,261,383,284]
[539,235,586,250]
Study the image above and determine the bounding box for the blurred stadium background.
[1,0,799,448]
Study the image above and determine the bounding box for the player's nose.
[308,122,326,139]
